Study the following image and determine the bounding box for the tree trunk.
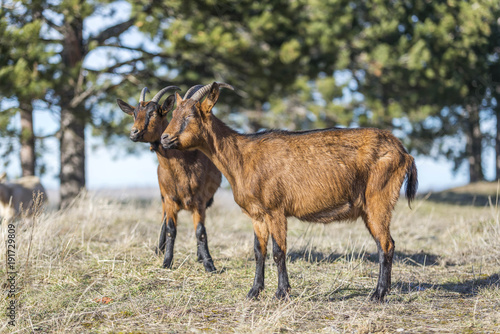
[59,15,85,208]
[59,104,86,208]
[19,100,35,176]
[466,103,484,183]
[495,94,500,181]
[496,110,500,181]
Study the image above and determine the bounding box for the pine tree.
[0,1,51,176]
[0,0,168,207]
[342,0,500,182]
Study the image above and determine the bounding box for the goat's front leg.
[162,212,178,269]
[270,215,290,300]
[247,220,269,299]
[192,208,216,272]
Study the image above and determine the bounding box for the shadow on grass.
[326,289,372,302]
[301,274,500,302]
[287,249,441,267]
[393,273,500,297]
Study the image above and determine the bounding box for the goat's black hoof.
[247,286,263,300]
[203,261,217,273]
[274,287,291,301]
[162,258,173,269]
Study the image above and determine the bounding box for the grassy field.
[1,184,499,333]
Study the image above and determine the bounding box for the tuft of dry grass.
[1,187,499,333]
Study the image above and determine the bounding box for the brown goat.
[160,82,418,301]
[116,86,222,272]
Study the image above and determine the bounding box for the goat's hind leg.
[269,214,291,300]
[373,235,394,302]
[155,213,167,255]
[362,209,394,302]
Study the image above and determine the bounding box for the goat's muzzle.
[161,134,178,149]
[129,128,142,142]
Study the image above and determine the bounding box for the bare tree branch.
[40,38,63,43]
[69,88,94,108]
[35,131,60,140]
[91,18,135,45]
[84,54,160,75]
[99,42,160,57]
[42,16,64,34]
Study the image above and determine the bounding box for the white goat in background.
[0,172,47,223]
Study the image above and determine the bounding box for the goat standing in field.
[0,172,47,223]
[160,82,418,301]
[116,86,222,272]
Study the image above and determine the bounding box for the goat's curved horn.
[183,85,205,100]
[190,82,234,102]
[151,86,181,103]
[139,87,150,103]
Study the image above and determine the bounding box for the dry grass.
[1,186,499,333]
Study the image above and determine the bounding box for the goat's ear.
[161,95,176,115]
[200,82,220,114]
[175,92,183,106]
[116,99,134,115]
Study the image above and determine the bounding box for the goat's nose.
[129,128,140,141]
[161,133,168,142]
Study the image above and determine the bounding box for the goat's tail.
[405,156,418,209]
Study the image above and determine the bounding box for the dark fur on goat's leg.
[361,203,395,302]
[195,222,216,272]
[371,239,394,302]
[272,236,291,300]
[155,214,167,255]
[192,209,216,272]
[163,217,177,269]
[363,209,395,302]
[248,221,269,299]
[247,233,266,299]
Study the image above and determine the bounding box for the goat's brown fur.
[116,91,222,271]
[161,82,418,301]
